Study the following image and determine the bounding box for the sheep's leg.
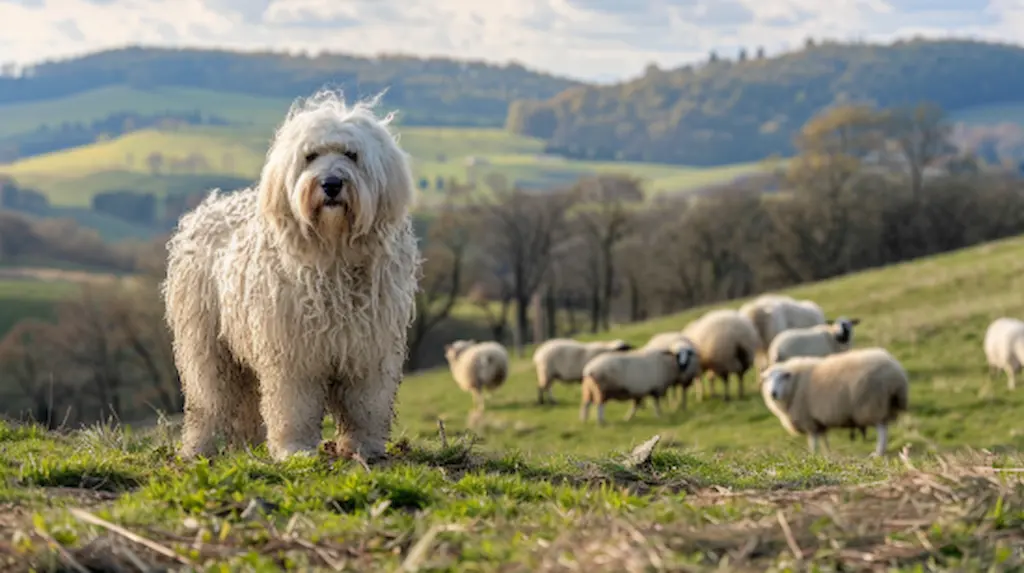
[720,374,731,402]
[736,372,745,400]
[860,426,868,441]
[871,423,889,457]
[579,400,591,422]
[471,389,485,413]
[849,428,856,441]
[676,386,688,412]
[651,396,662,418]
[596,402,607,426]
[624,399,640,421]
[807,433,820,454]
[821,432,831,453]
[1007,366,1018,390]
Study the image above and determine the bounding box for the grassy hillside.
[0,276,79,335]
[2,126,764,207]
[0,86,292,138]
[508,38,1024,166]
[5,235,1024,570]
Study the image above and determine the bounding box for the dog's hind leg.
[225,360,265,450]
[328,352,402,463]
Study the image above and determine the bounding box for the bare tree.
[473,187,574,356]
[883,102,956,199]
[407,204,471,369]
[0,319,65,428]
[573,174,643,330]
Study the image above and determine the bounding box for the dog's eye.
[344,150,358,163]
[305,152,319,163]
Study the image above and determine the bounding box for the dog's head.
[258,90,414,246]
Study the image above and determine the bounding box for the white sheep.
[681,308,760,401]
[766,317,861,366]
[640,331,697,404]
[444,340,510,413]
[760,347,909,457]
[579,342,700,425]
[532,338,633,405]
[983,317,1024,390]
[740,294,827,367]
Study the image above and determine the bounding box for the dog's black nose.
[321,176,344,199]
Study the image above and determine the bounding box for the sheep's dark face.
[612,340,633,352]
[834,317,857,344]
[674,347,695,371]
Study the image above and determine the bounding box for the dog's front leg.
[328,353,401,463]
[258,365,326,461]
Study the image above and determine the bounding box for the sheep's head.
[610,339,634,352]
[832,317,860,345]
[666,341,698,373]
[761,365,796,405]
[443,340,475,363]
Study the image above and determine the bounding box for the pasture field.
[0,276,79,334]
[5,236,1024,570]
[1,125,764,208]
[0,86,290,138]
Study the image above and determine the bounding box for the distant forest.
[0,47,580,128]
[506,39,1024,166]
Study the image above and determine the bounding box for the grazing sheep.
[682,309,760,401]
[766,317,861,366]
[740,294,827,367]
[444,340,510,413]
[641,332,697,403]
[983,317,1024,390]
[579,343,700,425]
[760,347,909,457]
[532,338,633,404]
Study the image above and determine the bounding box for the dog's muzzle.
[320,175,349,206]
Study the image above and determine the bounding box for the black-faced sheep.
[532,338,633,405]
[766,317,861,366]
[579,343,700,425]
[681,309,760,401]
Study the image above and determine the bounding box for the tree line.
[3,100,1024,428]
[507,38,1024,166]
[0,47,579,128]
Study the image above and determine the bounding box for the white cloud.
[0,0,1018,82]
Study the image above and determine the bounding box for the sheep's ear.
[618,341,634,351]
[849,318,861,326]
[444,344,452,352]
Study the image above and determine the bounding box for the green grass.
[0,278,79,334]
[5,235,1024,570]
[2,124,764,207]
[0,86,291,137]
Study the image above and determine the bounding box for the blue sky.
[0,0,1018,82]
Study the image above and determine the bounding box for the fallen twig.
[69,508,196,567]
[776,510,802,561]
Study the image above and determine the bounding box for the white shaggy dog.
[162,90,421,463]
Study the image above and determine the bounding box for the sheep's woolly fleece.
[162,89,422,463]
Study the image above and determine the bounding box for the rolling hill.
[5,231,1024,570]
[0,125,766,208]
[507,38,1024,166]
[0,46,580,129]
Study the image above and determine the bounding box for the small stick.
[776,510,803,561]
[69,508,195,567]
[437,419,448,449]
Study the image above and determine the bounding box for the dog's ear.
[257,143,293,230]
